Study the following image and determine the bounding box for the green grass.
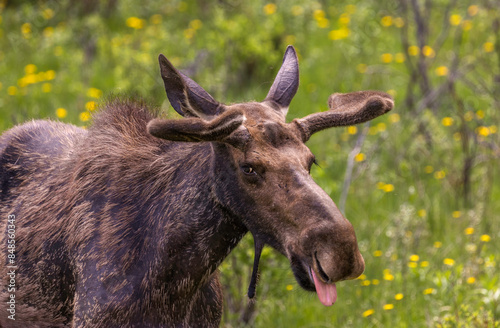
[1,0,499,327]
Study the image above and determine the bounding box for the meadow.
[0,0,499,326]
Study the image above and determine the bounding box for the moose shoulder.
[0,46,393,327]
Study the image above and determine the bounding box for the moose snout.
[300,223,365,283]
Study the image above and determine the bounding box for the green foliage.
[1,0,499,327]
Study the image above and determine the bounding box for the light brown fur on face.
[0,46,392,327]
[217,102,366,289]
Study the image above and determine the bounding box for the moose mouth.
[290,253,338,307]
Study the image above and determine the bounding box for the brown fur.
[0,46,392,327]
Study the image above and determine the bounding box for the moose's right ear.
[159,54,220,118]
[264,46,299,117]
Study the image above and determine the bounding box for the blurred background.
[1,0,499,326]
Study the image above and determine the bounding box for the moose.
[0,46,393,327]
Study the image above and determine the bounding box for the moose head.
[148,46,393,306]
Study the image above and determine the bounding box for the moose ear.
[264,46,299,117]
[159,54,220,118]
[293,91,394,142]
[147,108,245,142]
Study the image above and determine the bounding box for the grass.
[1,0,499,327]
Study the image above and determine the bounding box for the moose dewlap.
[0,46,393,327]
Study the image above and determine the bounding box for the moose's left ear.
[293,91,394,142]
[159,54,220,118]
[264,46,299,117]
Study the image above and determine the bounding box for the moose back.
[0,46,393,327]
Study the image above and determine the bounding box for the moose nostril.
[314,252,330,283]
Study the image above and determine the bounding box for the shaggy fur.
[0,100,247,327]
[0,45,392,327]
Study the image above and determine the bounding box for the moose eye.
[241,165,257,176]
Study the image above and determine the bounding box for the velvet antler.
[147,108,245,142]
[293,91,394,142]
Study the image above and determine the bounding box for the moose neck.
[152,142,248,293]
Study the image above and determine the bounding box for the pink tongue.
[311,269,337,306]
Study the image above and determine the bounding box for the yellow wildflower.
[442,117,453,126]
[395,53,405,63]
[339,14,350,26]
[477,126,490,137]
[423,288,435,295]
[79,112,90,122]
[43,26,54,37]
[409,254,419,262]
[263,3,277,15]
[25,64,37,74]
[85,101,97,111]
[347,126,357,135]
[468,5,479,16]
[408,46,419,56]
[362,309,375,317]
[42,8,54,20]
[316,17,330,29]
[189,19,203,30]
[87,87,102,99]
[355,153,365,162]
[357,64,367,73]
[126,17,145,29]
[7,86,18,96]
[328,28,350,40]
[381,53,393,63]
[433,241,442,248]
[449,14,462,26]
[56,108,67,119]
[384,273,394,281]
[313,9,325,21]
[436,66,449,77]
[422,46,435,58]
[394,17,405,28]
[483,42,494,53]
[21,23,31,35]
[383,304,394,310]
[417,209,426,217]
[421,261,429,268]
[434,170,446,180]
[395,293,404,300]
[443,258,455,266]
[381,16,392,27]
[466,277,476,284]
[45,70,56,80]
[480,234,491,242]
[462,20,472,31]
[383,184,394,193]
[42,83,52,93]
[464,227,474,235]
[389,113,400,123]
[286,284,293,291]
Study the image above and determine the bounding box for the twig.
[339,122,370,213]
